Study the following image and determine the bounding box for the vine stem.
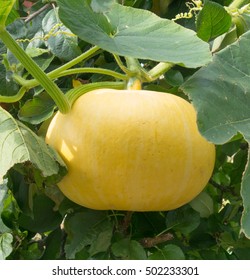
[125,57,142,74]
[48,45,101,77]
[0,27,70,113]
[14,67,127,89]
[113,54,136,76]
[57,68,127,81]
[147,62,174,81]
[0,86,26,102]
[229,0,249,9]
[125,57,174,83]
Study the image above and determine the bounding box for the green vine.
[0,86,26,103]
[0,28,70,113]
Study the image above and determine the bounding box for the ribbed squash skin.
[46,89,215,211]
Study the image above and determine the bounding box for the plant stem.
[52,68,127,81]
[127,77,142,90]
[125,57,142,74]
[13,67,127,89]
[25,46,101,88]
[124,57,174,83]
[66,81,125,106]
[24,3,51,23]
[49,45,101,77]
[140,233,173,248]
[0,28,70,113]
[125,57,159,85]
[0,86,26,102]
[113,54,136,76]
[229,0,249,9]
[147,62,174,81]
[119,211,133,234]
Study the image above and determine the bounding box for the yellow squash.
[46,89,215,211]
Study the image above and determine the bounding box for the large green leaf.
[181,30,250,238]
[57,0,211,68]
[0,107,67,180]
[90,0,116,12]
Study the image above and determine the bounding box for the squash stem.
[127,77,142,90]
[66,82,125,106]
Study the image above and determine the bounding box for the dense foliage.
[1,0,250,260]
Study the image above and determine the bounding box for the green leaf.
[19,242,43,260]
[25,47,49,58]
[42,8,81,61]
[189,192,214,218]
[41,228,63,260]
[0,232,13,260]
[0,107,67,180]
[18,193,62,233]
[91,0,116,12]
[64,210,113,259]
[6,18,27,39]
[196,1,232,42]
[233,248,250,260]
[164,69,184,87]
[88,224,113,257]
[0,180,10,232]
[148,244,185,260]
[33,53,55,72]
[166,205,200,234]
[0,0,16,28]
[0,187,20,230]
[111,238,147,260]
[7,169,32,216]
[57,0,211,68]
[18,92,55,125]
[5,7,19,26]
[241,158,250,238]
[0,56,20,97]
[132,212,167,237]
[181,30,250,238]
